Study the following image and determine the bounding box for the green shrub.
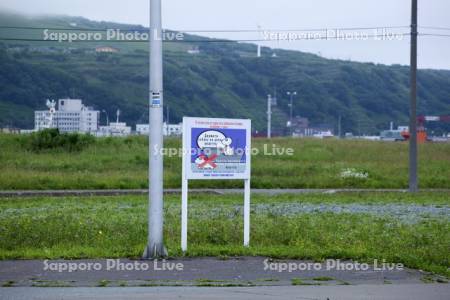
[26,129,95,152]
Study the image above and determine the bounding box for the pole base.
[142,243,168,259]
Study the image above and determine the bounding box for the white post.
[181,120,188,252]
[143,0,167,259]
[244,121,251,246]
[181,177,188,252]
[243,179,251,246]
[267,94,272,139]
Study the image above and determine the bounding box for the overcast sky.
[1,0,449,69]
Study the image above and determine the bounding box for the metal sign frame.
[181,117,251,252]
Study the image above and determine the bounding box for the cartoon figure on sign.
[219,138,234,156]
[191,126,247,175]
[195,153,218,169]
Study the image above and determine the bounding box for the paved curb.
[2,285,449,300]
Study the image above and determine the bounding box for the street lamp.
[286,91,297,136]
[143,0,167,259]
[101,110,109,126]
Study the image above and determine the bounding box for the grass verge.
[1,135,449,189]
[0,193,448,276]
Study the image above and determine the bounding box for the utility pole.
[409,0,418,193]
[286,91,297,136]
[166,105,170,125]
[257,25,262,58]
[143,0,167,258]
[267,94,272,138]
[357,117,361,137]
[338,115,342,138]
[102,110,109,126]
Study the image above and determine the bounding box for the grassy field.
[0,192,449,276]
[0,134,449,190]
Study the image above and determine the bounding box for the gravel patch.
[188,203,450,224]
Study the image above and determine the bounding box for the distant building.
[290,117,334,138]
[97,122,131,137]
[312,130,334,139]
[96,109,132,137]
[136,124,150,135]
[291,117,310,137]
[0,127,20,134]
[380,126,408,141]
[95,46,119,53]
[20,129,35,134]
[34,99,99,134]
[187,47,200,55]
[164,122,183,136]
[136,122,182,136]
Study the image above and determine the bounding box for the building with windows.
[164,123,183,136]
[136,124,150,135]
[380,126,408,141]
[34,99,99,134]
[289,116,335,138]
[136,122,182,136]
[96,122,132,137]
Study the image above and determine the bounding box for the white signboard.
[181,117,251,251]
[183,117,251,180]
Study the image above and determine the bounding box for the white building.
[380,126,408,141]
[136,124,150,135]
[97,122,132,137]
[164,123,182,136]
[187,47,200,55]
[34,99,99,133]
[96,109,131,137]
[312,130,334,139]
[136,122,182,136]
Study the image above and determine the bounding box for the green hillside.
[1,12,450,134]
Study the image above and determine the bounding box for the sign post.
[181,117,252,251]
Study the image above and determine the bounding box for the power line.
[177,26,410,33]
[420,33,450,38]
[420,26,450,31]
[0,25,135,32]
[0,25,410,33]
[1,25,449,36]
[0,33,411,44]
[3,33,447,42]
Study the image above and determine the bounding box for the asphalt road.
[1,285,449,300]
[0,257,446,287]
